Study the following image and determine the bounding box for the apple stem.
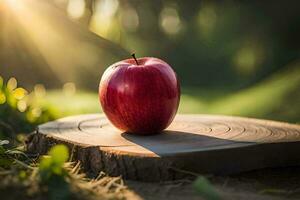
[131,53,139,65]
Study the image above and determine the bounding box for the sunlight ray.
[2,0,128,83]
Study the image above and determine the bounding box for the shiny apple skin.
[99,57,180,135]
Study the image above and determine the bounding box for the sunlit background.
[0,0,299,124]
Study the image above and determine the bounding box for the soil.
[123,167,300,200]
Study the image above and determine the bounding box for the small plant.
[0,143,127,200]
[0,76,128,200]
[194,176,221,200]
[0,76,54,140]
[0,140,14,168]
[0,139,30,169]
[39,145,71,200]
[39,145,69,181]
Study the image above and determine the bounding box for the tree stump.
[26,114,300,181]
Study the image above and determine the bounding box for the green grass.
[38,91,102,117]
[181,64,300,122]
[36,63,300,123]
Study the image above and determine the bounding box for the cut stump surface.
[27,114,300,181]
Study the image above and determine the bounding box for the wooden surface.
[27,114,300,181]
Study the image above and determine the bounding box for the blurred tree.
[0,0,128,89]
[0,0,299,90]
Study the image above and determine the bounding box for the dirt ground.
[123,167,300,200]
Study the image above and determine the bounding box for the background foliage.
[0,76,54,141]
[0,0,299,123]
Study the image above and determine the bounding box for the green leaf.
[6,149,27,157]
[39,145,69,181]
[0,140,9,146]
[194,176,221,200]
[39,155,52,171]
[39,155,53,181]
[48,145,69,166]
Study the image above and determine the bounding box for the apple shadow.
[121,130,253,156]
[121,130,300,176]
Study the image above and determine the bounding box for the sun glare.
[67,0,85,19]
[2,0,102,82]
[4,0,21,9]
[2,0,26,18]
[4,0,17,5]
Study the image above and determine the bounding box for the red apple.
[99,54,180,135]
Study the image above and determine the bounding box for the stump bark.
[26,114,300,181]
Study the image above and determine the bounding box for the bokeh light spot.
[197,3,217,36]
[7,77,17,91]
[89,0,120,40]
[160,7,182,35]
[13,87,28,100]
[34,84,46,98]
[63,82,76,96]
[54,0,68,6]
[233,44,265,75]
[67,0,86,19]
[31,107,42,118]
[120,7,139,32]
[17,100,27,112]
